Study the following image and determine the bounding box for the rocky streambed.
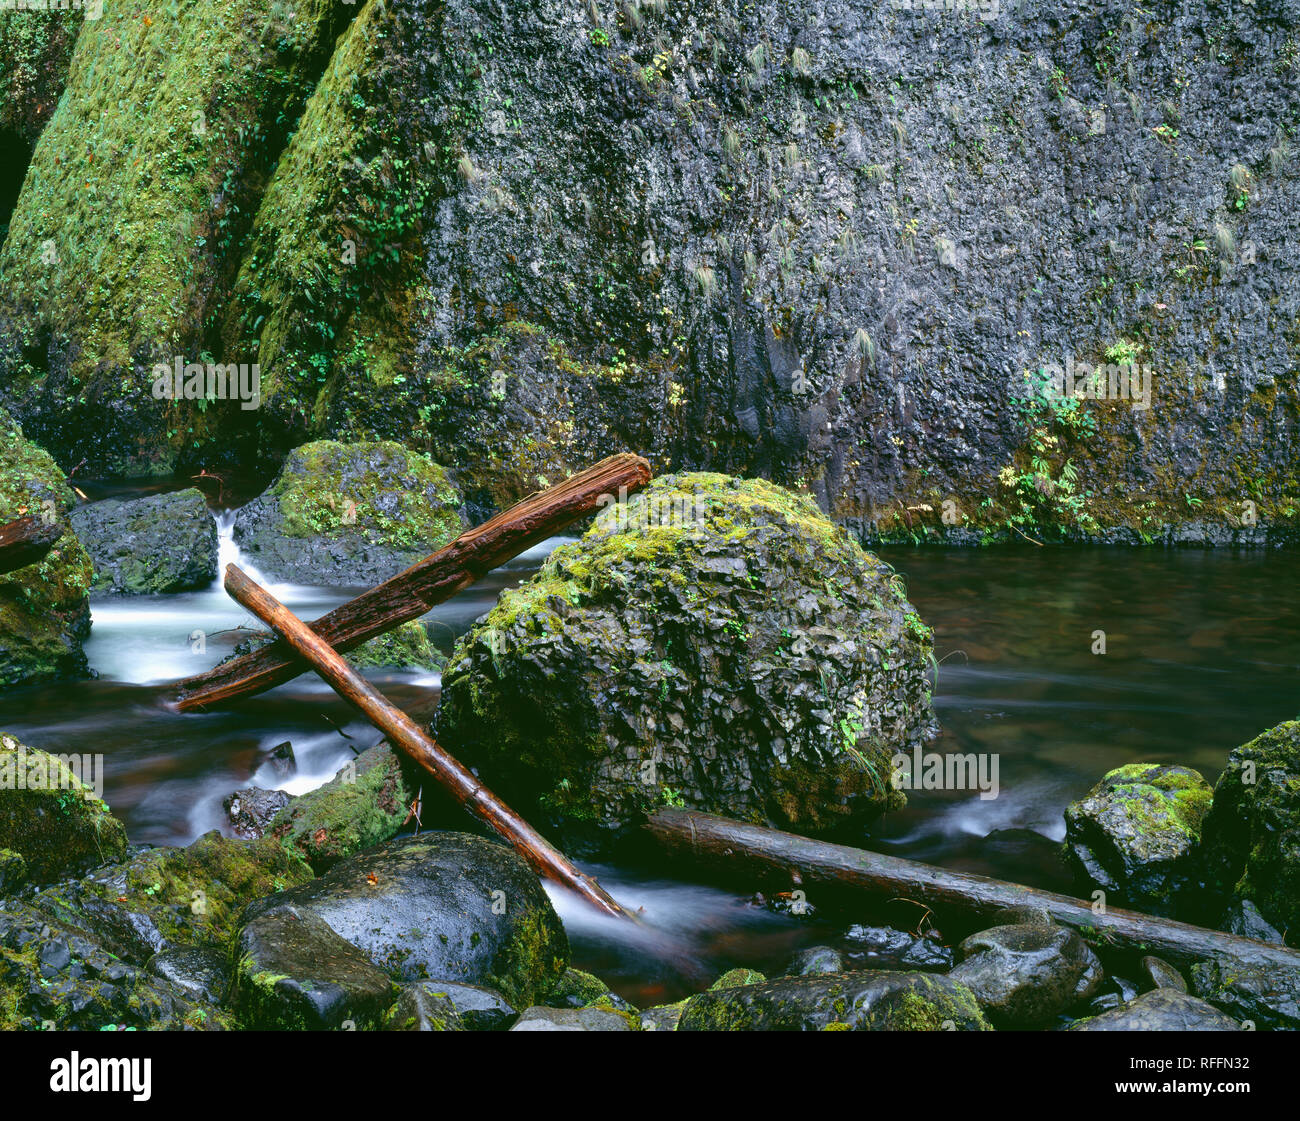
[0,438,1297,1030]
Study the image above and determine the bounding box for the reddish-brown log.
[175,453,651,710]
[223,563,636,922]
[0,516,63,576]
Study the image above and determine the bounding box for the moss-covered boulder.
[242,832,568,1009]
[69,488,218,596]
[0,734,127,883]
[1068,988,1242,1031]
[1190,958,1300,1030]
[1199,721,1300,940]
[0,409,93,687]
[0,847,27,895]
[232,440,465,584]
[0,0,351,476]
[346,621,445,672]
[268,743,417,873]
[677,972,991,1032]
[1063,763,1213,917]
[437,473,934,846]
[0,828,308,1030]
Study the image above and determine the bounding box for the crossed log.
[173,455,650,920]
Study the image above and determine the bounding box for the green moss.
[91,832,313,951]
[268,743,415,873]
[266,440,463,551]
[488,904,568,1011]
[0,0,349,473]
[0,409,93,687]
[709,968,767,991]
[0,735,127,881]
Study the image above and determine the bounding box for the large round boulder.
[242,832,568,1009]
[1198,721,1300,941]
[69,488,218,595]
[437,473,935,845]
[1063,763,1212,916]
[233,440,466,585]
[0,408,93,688]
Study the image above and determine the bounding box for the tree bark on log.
[646,808,1300,975]
[174,453,651,710]
[224,563,637,922]
[0,516,63,576]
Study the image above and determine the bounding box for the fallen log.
[175,453,651,710]
[646,808,1300,976]
[225,563,637,922]
[0,516,63,576]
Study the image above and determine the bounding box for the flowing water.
[3,495,1298,1005]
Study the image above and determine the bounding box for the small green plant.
[589,27,610,47]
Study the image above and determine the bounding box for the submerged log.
[174,453,652,710]
[0,516,63,576]
[646,808,1300,976]
[224,563,637,922]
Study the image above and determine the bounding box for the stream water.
[2,495,1297,1005]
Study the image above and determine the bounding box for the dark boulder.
[1069,988,1242,1031]
[949,923,1103,1028]
[223,787,291,840]
[231,904,396,1031]
[243,832,567,1009]
[1190,958,1300,1030]
[69,488,217,596]
[1199,720,1300,939]
[1063,763,1212,916]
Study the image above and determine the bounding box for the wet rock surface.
[511,1006,636,1032]
[1199,720,1300,939]
[224,787,291,841]
[242,832,568,1009]
[69,488,217,596]
[678,971,992,1031]
[950,923,1103,1028]
[1069,988,1242,1031]
[1190,959,1300,1030]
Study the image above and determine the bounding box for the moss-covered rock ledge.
[437,472,936,848]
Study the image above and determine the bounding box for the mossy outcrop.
[268,742,416,873]
[678,971,991,1031]
[0,6,81,151]
[0,408,93,688]
[69,487,218,596]
[1199,720,1300,941]
[232,440,465,584]
[0,734,126,882]
[437,472,934,846]
[1063,763,1213,917]
[0,0,351,475]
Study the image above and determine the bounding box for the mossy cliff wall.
[0,1,1296,541]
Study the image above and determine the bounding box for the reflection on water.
[2,514,1297,1002]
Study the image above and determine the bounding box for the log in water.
[174,453,652,710]
[646,807,1300,976]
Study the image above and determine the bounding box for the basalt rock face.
[436,473,935,848]
[3,1,1296,536]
